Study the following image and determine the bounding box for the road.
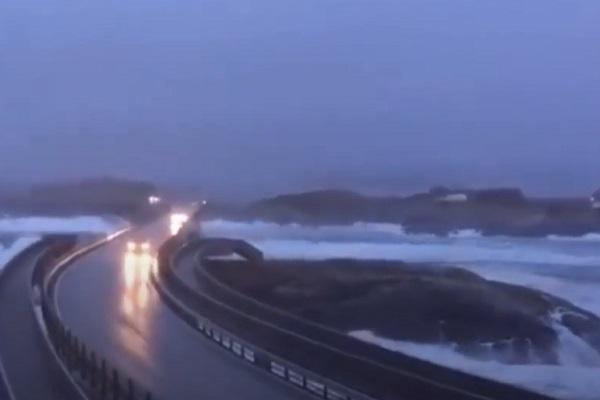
[0,243,82,400]
[56,217,310,400]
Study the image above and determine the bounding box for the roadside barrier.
[0,244,19,400]
[32,235,156,400]
[0,354,13,400]
[154,236,372,400]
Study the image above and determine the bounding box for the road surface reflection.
[118,243,158,363]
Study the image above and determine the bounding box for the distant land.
[204,187,600,237]
[3,178,600,237]
[0,177,163,221]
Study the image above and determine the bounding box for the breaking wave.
[203,219,600,267]
[548,233,600,242]
[0,216,127,235]
[203,218,600,315]
[350,330,600,400]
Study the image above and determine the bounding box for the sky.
[0,0,599,199]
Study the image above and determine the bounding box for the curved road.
[0,243,81,400]
[56,217,310,400]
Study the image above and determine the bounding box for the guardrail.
[31,234,156,400]
[0,354,14,400]
[154,236,375,400]
[0,256,15,400]
[1,238,58,400]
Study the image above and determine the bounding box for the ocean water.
[0,216,127,235]
[202,219,600,399]
[0,215,127,271]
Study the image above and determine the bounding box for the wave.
[468,265,600,316]
[202,219,423,242]
[246,238,600,268]
[202,219,600,266]
[0,216,127,235]
[204,219,600,242]
[548,308,600,367]
[448,229,483,239]
[202,219,600,314]
[547,233,600,242]
[349,330,600,400]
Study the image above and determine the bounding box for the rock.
[208,188,600,238]
[205,258,600,365]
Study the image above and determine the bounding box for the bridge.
[0,212,560,400]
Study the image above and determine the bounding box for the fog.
[1,0,599,198]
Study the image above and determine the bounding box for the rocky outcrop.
[0,177,161,219]
[205,258,600,365]
[204,188,600,237]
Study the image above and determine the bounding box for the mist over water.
[202,219,600,399]
[0,216,127,234]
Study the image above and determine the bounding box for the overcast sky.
[1,0,599,198]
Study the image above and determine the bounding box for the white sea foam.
[0,216,127,235]
[202,219,435,242]
[349,330,600,400]
[465,265,600,316]
[548,308,600,367]
[448,229,483,239]
[247,238,600,269]
[547,233,600,242]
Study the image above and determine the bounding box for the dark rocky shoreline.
[204,188,600,238]
[204,258,600,366]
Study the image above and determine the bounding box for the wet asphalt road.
[57,218,309,400]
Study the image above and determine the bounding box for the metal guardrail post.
[90,352,97,388]
[73,336,80,370]
[112,368,120,400]
[101,359,107,398]
[81,343,88,380]
[57,324,65,356]
[127,378,134,400]
[65,329,73,367]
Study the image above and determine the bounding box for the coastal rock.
[205,258,600,365]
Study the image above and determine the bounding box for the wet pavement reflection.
[118,242,158,361]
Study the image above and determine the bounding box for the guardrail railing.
[0,355,13,400]
[154,236,375,400]
[32,235,156,400]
